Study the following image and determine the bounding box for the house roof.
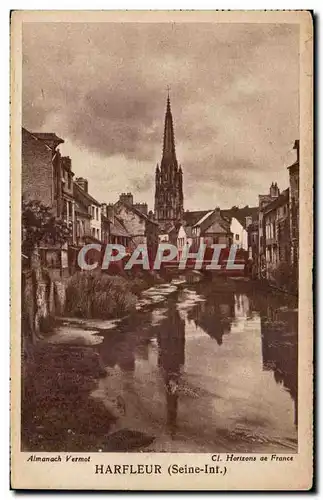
[110,216,131,238]
[157,220,178,234]
[190,209,231,233]
[287,160,299,171]
[73,182,101,207]
[183,210,209,227]
[30,131,64,149]
[84,235,102,244]
[116,201,159,226]
[193,210,214,227]
[221,206,258,228]
[182,206,258,231]
[263,188,289,214]
[75,201,91,218]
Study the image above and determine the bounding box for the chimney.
[76,177,88,193]
[293,140,300,163]
[107,203,115,224]
[101,203,107,218]
[269,182,280,198]
[245,216,252,228]
[119,192,134,206]
[133,203,148,216]
[61,156,72,171]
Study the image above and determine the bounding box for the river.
[72,277,297,453]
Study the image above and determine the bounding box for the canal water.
[88,279,298,453]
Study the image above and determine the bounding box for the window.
[69,201,73,218]
[235,234,239,241]
[63,200,68,219]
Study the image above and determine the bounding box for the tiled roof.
[116,201,158,225]
[205,215,231,233]
[31,132,64,148]
[158,221,176,234]
[73,182,101,207]
[263,189,289,214]
[183,210,209,226]
[183,206,258,230]
[110,217,131,238]
[75,204,91,217]
[84,235,102,244]
[193,210,214,227]
[221,206,258,228]
[287,160,299,170]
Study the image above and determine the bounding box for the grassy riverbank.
[65,270,165,319]
[21,270,164,452]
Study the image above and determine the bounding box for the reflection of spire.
[157,299,185,435]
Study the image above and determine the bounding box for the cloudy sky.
[22,22,299,210]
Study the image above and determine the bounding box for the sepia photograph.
[11,10,313,490]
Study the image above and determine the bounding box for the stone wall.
[22,128,55,210]
[115,205,146,244]
[22,268,68,342]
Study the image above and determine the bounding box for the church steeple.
[154,92,184,226]
[162,93,177,165]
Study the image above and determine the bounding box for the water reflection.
[156,301,185,436]
[259,308,298,427]
[98,313,154,372]
[95,283,298,450]
[187,291,235,345]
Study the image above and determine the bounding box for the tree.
[22,200,71,260]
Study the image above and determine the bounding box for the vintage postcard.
[11,10,313,490]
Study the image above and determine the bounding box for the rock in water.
[105,429,155,451]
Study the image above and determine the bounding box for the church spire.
[162,92,177,164]
[154,92,183,225]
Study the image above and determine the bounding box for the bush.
[65,271,137,319]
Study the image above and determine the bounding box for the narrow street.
[53,277,298,453]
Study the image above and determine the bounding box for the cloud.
[22,21,299,210]
[129,174,154,194]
